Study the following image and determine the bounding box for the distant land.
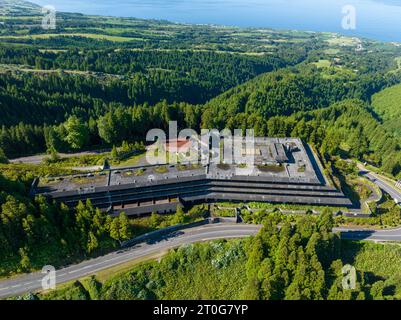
[23,0,401,42]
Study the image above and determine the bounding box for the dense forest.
[0,47,299,113]
[34,212,401,300]
[0,166,207,278]
[0,172,132,277]
[202,67,401,127]
[1,0,401,298]
[371,83,401,137]
[2,82,400,177]
[1,40,400,176]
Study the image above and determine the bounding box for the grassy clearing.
[38,239,248,300]
[113,153,145,168]
[95,252,169,283]
[0,33,139,42]
[0,163,76,181]
[320,66,356,80]
[212,207,236,217]
[41,151,146,170]
[324,48,340,55]
[313,59,332,68]
[326,36,359,47]
[44,154,106,168]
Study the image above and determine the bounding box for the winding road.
[364,172,401,203]
[1,164,401,299]
[337,164,401,241]
[1,221,400,299]
[357,161,401,203]
[0,223,260,299]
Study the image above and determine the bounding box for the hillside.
[36,214,401,300]
[201,64,401,129]
[1,1,401,302]
[0,0,41,15]
[1,1,401,167]
[371,83,401,137]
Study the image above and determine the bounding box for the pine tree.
[19,247,31,272]
[111,145,119,160]
[241,275,261,300]
[109,218,120,241]
[0,147,8,164]
[246,237,264,278]
[118,213,132,241]
[64,116,89,150]
[370,281,385,300]
[171,205,185,225]
[87,231,99,254]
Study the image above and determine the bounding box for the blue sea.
[30,0,401,42]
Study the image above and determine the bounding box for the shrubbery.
[35,211,401,300]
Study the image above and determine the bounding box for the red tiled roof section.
[164,138,192,153]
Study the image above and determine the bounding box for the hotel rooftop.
[34,137,352,216]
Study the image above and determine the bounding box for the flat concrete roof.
[34,138,354,214]
[37,138,321,194]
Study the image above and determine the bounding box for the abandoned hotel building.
[32,137,353,217]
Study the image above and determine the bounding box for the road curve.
[356,161,401,203]
[1,221,401,299]
[0,223,261,299]
[364,172,401,203]
[337,166,401,241]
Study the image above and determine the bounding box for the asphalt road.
[9,150,110,165]
[1,219,401,299]
[2,163,401,299]
[336,167,401,241]
[2,165,401,300]
[364,172,401,203]
[336,226,401,241]
[0,223,261,299]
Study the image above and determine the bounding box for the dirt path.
[10,149,110,165]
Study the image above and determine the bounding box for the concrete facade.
[35,138,353,216]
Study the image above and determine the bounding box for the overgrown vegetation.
[2,1,401,300]
[0,172,133,277]
[0,168,208,278]
[30,212,401,300]
[371,83,401,137]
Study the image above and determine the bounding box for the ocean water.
[30,0,401,42]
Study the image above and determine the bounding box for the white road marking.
[1,220,398,299]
